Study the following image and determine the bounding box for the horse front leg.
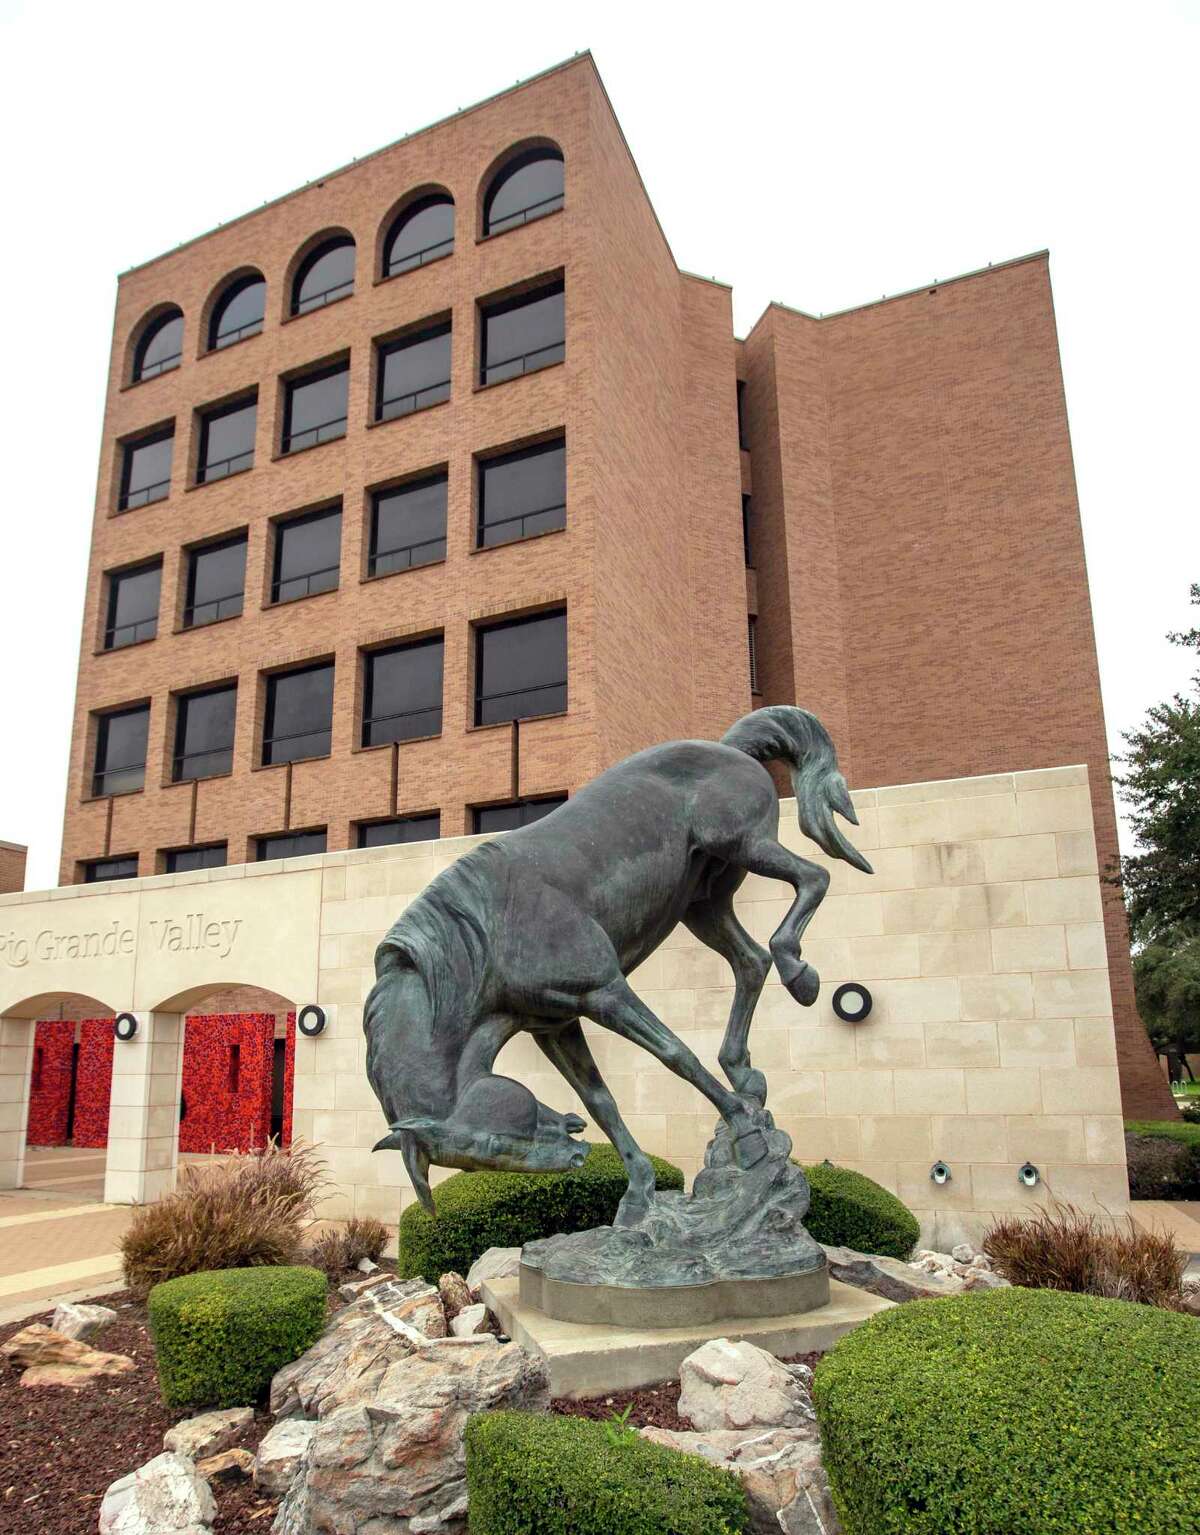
[683,897,770,1104]
[739,838,831,1006]
[536,1021,657,1227]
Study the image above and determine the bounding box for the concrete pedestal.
[481,1274,893,1399]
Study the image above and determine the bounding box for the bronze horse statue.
[364,706,871,1229]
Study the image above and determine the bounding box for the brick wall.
[0,843,26,895]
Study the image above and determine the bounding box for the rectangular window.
[83,855,138,882]
[164,843,227,873]
[736,380,749,450]
[742,495,753,567]
[356,814,441,848]
[362,637,443,746]
[475,609,567,726]
[283,363,349,453]
[92,705,149,797]
[272,505,341,603]
[184,534,247,628]
[198,396,257,483]
[262,662,334,765]
[256,829,327,860]
[104,560,161,650]
[173,683,237,782]
[478,437,565,548]
[473,796,566,834]
[229,1042,240,1093]
[118,428,173,510]
[748,615,760,693]
[369,473,447,576]
[480,280,564,386]
[376,322,451,421]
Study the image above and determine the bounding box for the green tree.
[1132,928,1200,1083]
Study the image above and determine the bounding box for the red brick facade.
[60,55,1170,1118]
[0,842,26,896]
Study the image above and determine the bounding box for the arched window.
[383,194,455,278]
[133,308,184,381]
[209,274,266,350]
[483,147,564,237]
[291,236,355,316]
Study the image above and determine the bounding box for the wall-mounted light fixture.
[930,1160,952,1185]
[832,982,873,1023]
[113,1013,138,1042]
[1018,1161,1041,1188]
[297,1004,327,1037]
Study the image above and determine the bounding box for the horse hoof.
[785,964,820,1007]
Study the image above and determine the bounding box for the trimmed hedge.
[397,1144,683,1282]
[148,1264,326,1409]
[1125,1118,1200,1197]
[465,1410,747,1534]
[799,1161,919,1259]
[813,1288,1199,1535]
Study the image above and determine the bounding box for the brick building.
[56,52,1170,1125]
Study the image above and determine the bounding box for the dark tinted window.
[174,683,237,782]
[475,610,567,726]
[119,429,173,510]
[736,380,749,450]
[376,323,451,420]
[292,238,355,315]
[84,855,138,882]
[363,637,443,746]
[134,310,183,381]
[93,705,149,796]
[283,363,348,453]
[105,561,161,649]
[483,148,564,236]
[369,474,447,576]
[480,281,564,386]
[742,495,753,566]
[357,814,440,848]
[478,438,565,547]
[210,275,265,349]
[263,663,334,765]
[473,795,565,834]
[256,829,327,860]
[198,396,256,482]
[165,843,227,873]
[748,615,760,693]
[384,196,454,277]
[185,535,247,627]
[273,506,341,603]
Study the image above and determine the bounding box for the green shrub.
[798,1161,919,1259]
[1125,1119,1200,1197]
[397,1144,683,1282]
[813,1288,1198,1535]
[465,1411,747,1534]
[148,1264,327,1409]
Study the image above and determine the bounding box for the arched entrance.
[176,985,298,1161]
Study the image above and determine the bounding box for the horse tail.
[721,705,873,874]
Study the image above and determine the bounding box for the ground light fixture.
[113,1013,138,1041]
[297,1004,327,1037]
[831,982,873,1023]
[930,1160,952,1185]
[1018,1161,1041,1187]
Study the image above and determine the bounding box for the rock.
[439,1271,472,1320]
[337,1272,390,1302]
[270,1277,447,1420]
[273,1339,548,1534]
[3,1323,135,1387]
[679,1338,815,1433]
[356,1256,380,1274]
[51,1300,118,1340]
[466,1246,521,1294]
[2,1323,90,1368]
[823,1244,964,1303]
[951,1242,976,1264]
[450,1303,489,1338]
[164,1406,254,1460]
[195,1448,255,1481]
[1182,1289,1200,1317]
[254,1419,318,1496]
[961,1266,1010,1291]
[643,1425,839,1535]
[99,1451,216,1535]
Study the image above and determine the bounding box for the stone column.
[104,1012,183,1205]
[0,1016,33,1189]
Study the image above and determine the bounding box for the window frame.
[183,532,248,629]
[208,274,266,351]
[478,279,565,387]
[271,504,342,605]
[482,147,565,237]
[281,361,349,454]
[476,435,566,549]
[382,194,455,278]
[133,309,184,382]
[473,608,568,728]
[103,558,162,651]
[172,681,238,784]
[361,635,444,747]
[261,661,335,767]
[291,237,355,317]
[118,426,174,511]
[375,321,452,421]
[92,703,150,798]
[196,394,257,484]
[367,471,448,578]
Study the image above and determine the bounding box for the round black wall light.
[113,1013,139,1042]
[930,1160,953,1185]
[1018,1161,1041,1188]
[297,1005,327,1037]
[832,982,873,1023]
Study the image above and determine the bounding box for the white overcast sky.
[0,0,1195,890]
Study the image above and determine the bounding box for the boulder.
[273,1338,549,1534]
[357,1257,380,1274]
[51,1300,118,1341]
[337,1272,390,1302]
[3,1323,135,1387]
[450,1303,489,1338]
[951,1242,976,1264]
[164,1407,254,1460]
[254,1418,318,1496]
[678,1338,815,1433]
[643,1425,839,1535]
[466,1246,521,1294]
[961,1266,1010,1291]
[195,1448,255,1481]
[438,1271,472,1320]
[99,1451,215,1535]
[271,1277,447,1420]
[822,1244,965,1303]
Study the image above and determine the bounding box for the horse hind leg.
[683,897,770,1104]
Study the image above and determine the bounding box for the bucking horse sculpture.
[364,705,872,1230]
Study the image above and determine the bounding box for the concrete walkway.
[1129,1200,1200,1259]
[0,1186,130,1316]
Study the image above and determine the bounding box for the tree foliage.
[1132,927,1200,1079]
